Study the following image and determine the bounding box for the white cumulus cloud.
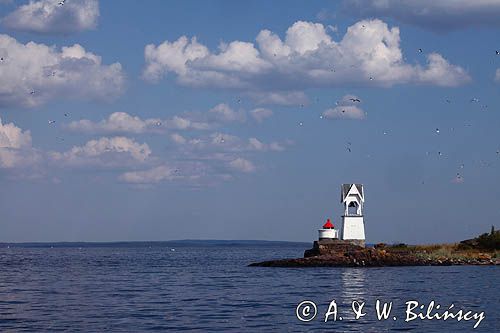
[49,136,151,168]
[0,117,40,168]
[170,131,288,153]
[142,19,470,102]
[119,165,178,184]
[66,104,273,135]
[249,108,273,122]
[322,95,366,120]
[228,157,256,173]
[208,103,246,123]
[0,34,125,108]
[66,112,162,134]
[2,0,99,34]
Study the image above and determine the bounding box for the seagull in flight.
[64,113,69,117]
[58,0,65,6]
[418,48,423,53]
[496,50,499,55]
[30,90,35,95]
[48,120,56,124]
[349,98,361,103]
[470,98,479,103]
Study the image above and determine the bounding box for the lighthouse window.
[348,202,358,215]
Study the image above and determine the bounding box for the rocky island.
[250,184,500,267]
[249,228,500,267]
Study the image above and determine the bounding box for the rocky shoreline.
[249,240,499,267]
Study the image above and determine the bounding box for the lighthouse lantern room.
[318,218,339,240]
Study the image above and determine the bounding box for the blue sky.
[0,0,499,243]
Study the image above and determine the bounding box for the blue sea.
[0,241,498,332]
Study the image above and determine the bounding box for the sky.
[0,0,499,244]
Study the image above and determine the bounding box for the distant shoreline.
[0,239,310,248]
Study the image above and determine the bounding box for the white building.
[340,184,365,246]
[318,218,339,240]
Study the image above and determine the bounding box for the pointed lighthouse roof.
[341,183,364,202]
[323,219,334,229]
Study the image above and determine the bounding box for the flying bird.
[64,113,69,117]
[48,120,56,124]
[58,0,65,6]
[496,50,499,55]
[418,48,423,53]
[30,90,35,95]
[470,98,479,103]
[435,128,440,134]
[349,98,361,103]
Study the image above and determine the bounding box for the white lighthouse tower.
[340,184,365,247]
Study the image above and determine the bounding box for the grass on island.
[379,227,500,261]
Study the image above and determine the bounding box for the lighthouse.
[318,218,339,240]
[340,184,366,247]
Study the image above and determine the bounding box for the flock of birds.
[2,32,498,185]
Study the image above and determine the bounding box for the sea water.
[0,242,498,332]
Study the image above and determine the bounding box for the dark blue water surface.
[0,242,498,332]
